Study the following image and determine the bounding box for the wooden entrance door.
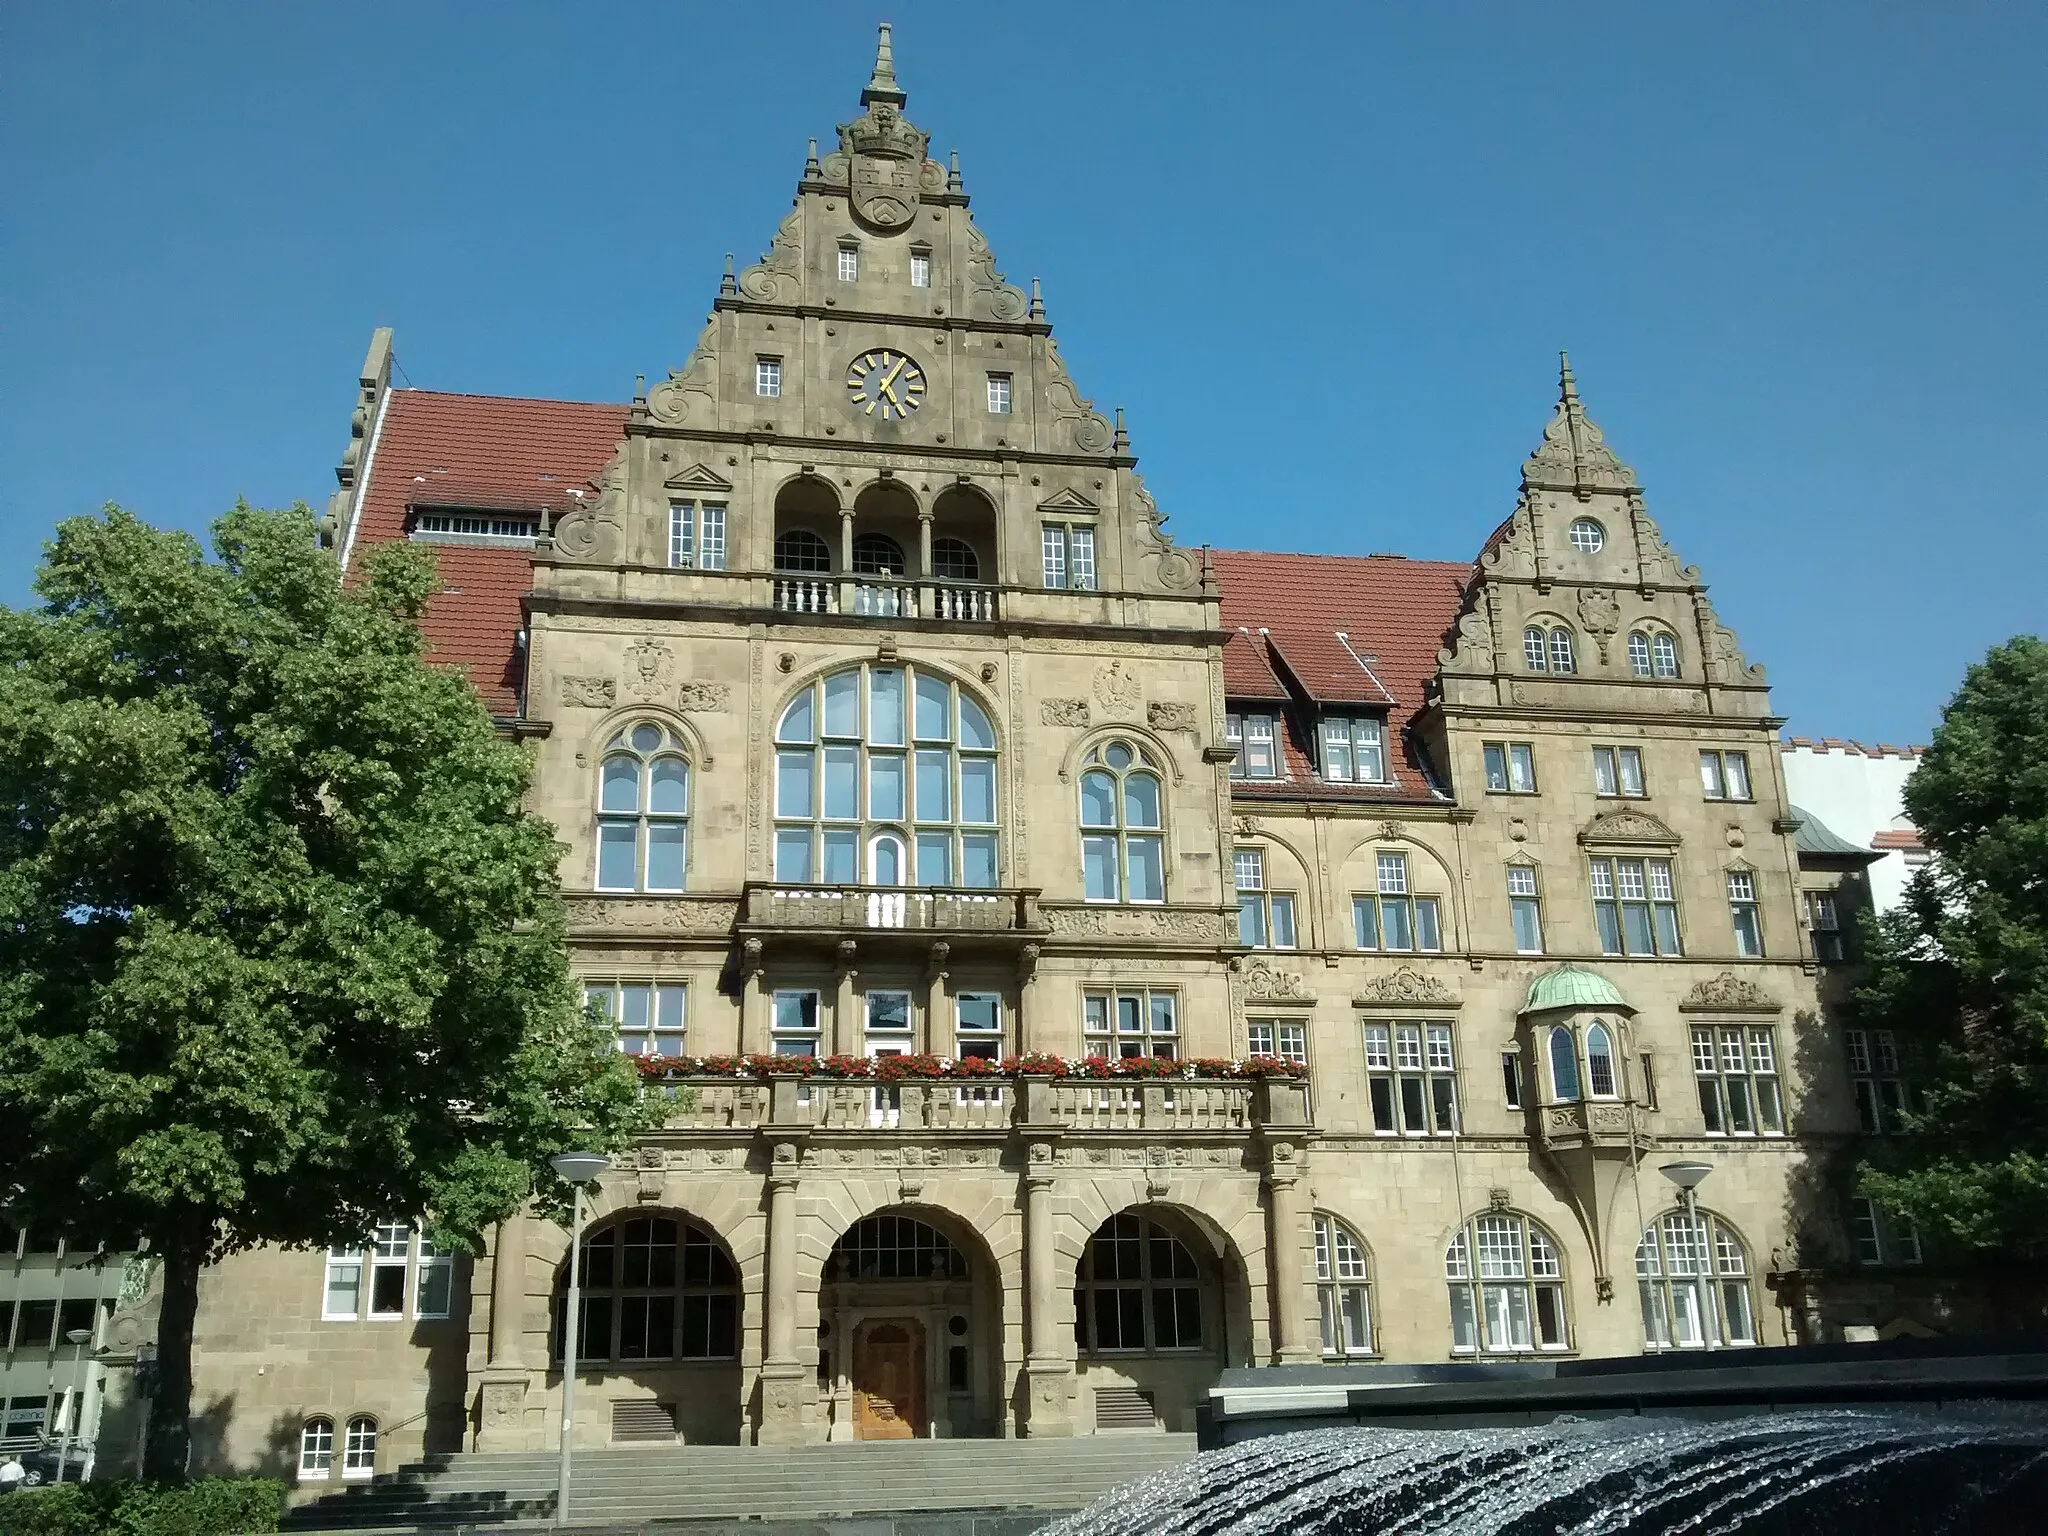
[853,1319,926,1439]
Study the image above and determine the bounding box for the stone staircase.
[284,1434,1196,1531]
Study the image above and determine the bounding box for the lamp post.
[1659,1161,1717,1348]
[550,1151,611,1530]
[54,1328,92,1484]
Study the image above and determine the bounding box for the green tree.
[1857,635,2048,1258]
[0,505,646,1480]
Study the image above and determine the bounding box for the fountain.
[1042,1407,2048,1534]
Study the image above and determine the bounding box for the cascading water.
[1041,1407,2048,1535]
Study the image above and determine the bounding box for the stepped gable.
[1213,548,1471,801]
[343,390,627,715]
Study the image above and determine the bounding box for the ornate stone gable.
[1522,353,1637,499]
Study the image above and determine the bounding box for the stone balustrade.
[741,883,1041,934]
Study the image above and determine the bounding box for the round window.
[1568,518,1604,554]
[948,1315,968,1337]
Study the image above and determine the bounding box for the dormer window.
[909,249,931,288]
[837,244,860,281]
[1320,715,1386,783]
[1226,712,1280,779]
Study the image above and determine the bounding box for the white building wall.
[1780,740,1924,913]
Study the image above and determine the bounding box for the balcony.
[772,577,1001,623]
[741,883,1042,935]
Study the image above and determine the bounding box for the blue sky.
[4,2,2041,744]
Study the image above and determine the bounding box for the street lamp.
[1659,1161,1718,1347]
[54,1327,92,1484]
[550,1152,611,1529]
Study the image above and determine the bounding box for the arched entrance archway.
[819,1209,1001,1440]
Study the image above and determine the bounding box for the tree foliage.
[1857,635,2048,1258]
[0,505,647,1477]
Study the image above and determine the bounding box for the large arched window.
[596,722,690,892]
[1637,1211,1756,1349]
[829,1213,968,1280]
[1446,1212,1569,1354]
[1074,1212,1204,1354]
[775,529,832,572]
[1314,1214,1374,1357]
[851,532,907,575]
[297,1417,334,1479]
[931,537,979,581]
[553,1215,739,1362]
[774,665,999,887]
[1079,740,1165,903]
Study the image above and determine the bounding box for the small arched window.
[298,1417,334,1479]
[1627,631,1654,677]
[1074,1212,1205,1354]
[1586,1022,1618,1098]
[596,722,690,892]
[1523,627,1548,673]
[1548,628,1577,674]
[553,1215,740,1362]
[774,529,833,573]
[1568,518,1605,554]
[1080,740,1165,903]
[1446,1213,1568,1354]
[931,537,979,581]
[852,532,907,576]
[1637,1211,1756,1349]
[1652,632,1679,678]
[342,1416,377,1479]
[1314,1214,1374,1356]
[1548,1026,1581,1101]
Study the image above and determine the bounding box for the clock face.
[846,348,926,421]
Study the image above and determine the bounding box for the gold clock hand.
[875,355,908,397]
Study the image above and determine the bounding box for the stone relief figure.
[623,639,675,701]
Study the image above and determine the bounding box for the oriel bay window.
[1074,1212,1204,1353]
[774,664,999,887]
[1320,715,1385,783]
[1353,851,1441,951]
[1446,1213,1569,1354]
[1361,1020,1458,1134]
[1085,989,1177,1060]
[596,723,691,892]
[554,1216,739,1362]
[1234,848,1296,948]
[1589,856,1682,956]
[1692,1025,1785,1135]
[1080,740,1165,902]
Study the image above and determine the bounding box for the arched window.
[1446,1213,1568,1354]
[596,722,690,892]
[1627,631,1654,677]
[931,536,980,581]
[553,1215,739,1362]
[1637,1211,1755,1349]
[1548,1026,1581,1102]
[1548,628,1577,674]
[1628,630,1681,679]
[1523,627,1548,673]
[1586,1022,1618,1098]
[1074,1212,1204,1354]
[1079,740,1165,903]
[1651,632,1679,678]
[298,1417,334,1479]
[829,1213,968,1280]
[852,532,907,575]
[774,664,998,887]
[342,1416,377,1479]
[774,529,833,572]
[1314,1214,1374,1356]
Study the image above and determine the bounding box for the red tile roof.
[344,391,628,714]
[1871,830,1926,851]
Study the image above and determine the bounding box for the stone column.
[475,1215,532,1450]
[758,1143,808,1444]
[1265,1141,1317,1364]
[1020,1141,1074,1436]
[833,941,859,1057]
[740,939,766,1055]
[918,509,934,578]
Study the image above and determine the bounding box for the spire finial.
[947,148,963,192]
[1029,275,1044,320]
[1113,407,1129,452]
[1558,350,1578,406]
[804,137,822,181]
[862,22,906,107]
[1522,352,1636,498]
[720,253,737,297]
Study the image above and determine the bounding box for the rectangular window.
[1844,1027,1908,1134]
[772,990,821,1057]
[955,993,1002,1060]
[668,501,692,567]
[1808,891,1847,963]
[1700,750,1753,801]
[1507,866,1544,954]
[1084,990,1177,1061]
[369,1222,410,1318]
[1234,848,1297,948]
[1728,871,1764,957]
[323,1247,363,1320]
[415,1238,453,1319]
[698,504,726,570]
[1040,524,1097,591]
[585,981,688,1058]
[1693,1025,1785,1137]
[1352,852,1442,953]
[986,373,1012,414]
[1226,712,1280,779]
[1589,856,1682,956]
[837,245,859,281]
[1849,1197,1920,1266]
[1361,1021,1458,1135]
[1593,746,1647,798]
[1502,1050,1525,1109]
[755,357,782,397]
[1320,716,1386,783]
[1247,1019,1308,1065]
[910,250,931,287]
[1483,742,1537,794]
[3,1397,48,1442]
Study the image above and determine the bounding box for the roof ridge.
[1211,547,1475,572]
[394,388,632,411]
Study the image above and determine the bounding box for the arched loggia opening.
[818,1209,1003,1441]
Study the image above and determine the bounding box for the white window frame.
[755,357,782,398]
[1727,870,1764,957]
[1226,711,1280,780]
[772,990,822,1058]
[1320,715,1386,783]
[1567,518,1604,553]
[322,1247,364,1321]
[1084,989,1178,1061]
[837,244,859,281]
[1360,1020,1458,1136]
[1446,1213,1569,1354]
[986,373,1012,414]
[298,1417,335,1479]
[1692,1025,1785,1136]
[1247,1018,1308,1065]
[1079,739,1166,904]
[1507,864,1544,955]
[1700,750,1753,802]
[342,1415,377,1479]
[1592,745,1647,798]
[909,249,931,288]
[1234,848,1297,949]
[1548,628,1577,674]
[585,980,688,1059]
[1352,852,1443,953]
[1523,627,1548,672]
[1314,1214,1374,1357]
[1482,741,1536,794]
[1040,522,1096,590]
[1844,1026,1908,1133]
[1590,856,1683,957]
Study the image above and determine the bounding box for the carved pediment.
[1680,973,1782,1013]
[1037,486,1098,514]
[1242,958,1314,1003]
[1352,966,1460,1008]
[664,462,733,493]
[1578,810,1680,847]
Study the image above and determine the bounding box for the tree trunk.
[142,1226,204,1483]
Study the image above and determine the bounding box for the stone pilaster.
[1020,1139,1074,1436]
[1265,1140,1318,1365]
[756,1142,809,1444]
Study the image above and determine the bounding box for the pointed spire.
[720,253,737,297]
[1522,351,1636,498]
[861,22,906,107]
[1113,407,1129,452]
[803,137,822,181]
[947,149,963,192]
[1029,276,1045,320]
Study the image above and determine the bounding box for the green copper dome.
[1521,963,1632,1015]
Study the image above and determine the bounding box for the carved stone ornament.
[1040,697,1091,727]
[1352,966,1459,1007]
[1242,958,1314,1003]
[623,638,675,701]
[1232,815,1262,837]
[1094,661,1141,714]
[559,675,616,709]
[676,681,732,713]
[1576,587,1620,663]
[1042,906,1233,943]
[1522,355,1638,498]
[1680,973,1782,1013]
[648,316,719,426]
[1487,1186,1513,1212]
[1147,700,1198,732]
[564,897,740,935]
[1579,809,1681,847]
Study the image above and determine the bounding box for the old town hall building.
[156,29,1898,1480]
